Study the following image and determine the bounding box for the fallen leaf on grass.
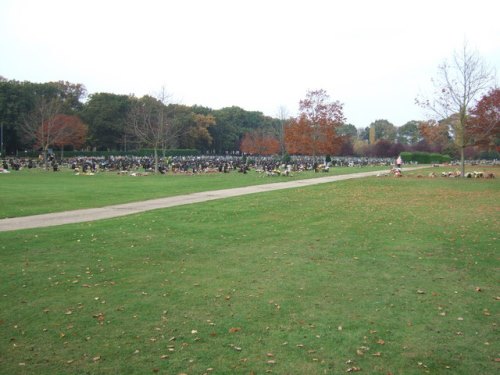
[346,367,361,372]
[93,313,105,324]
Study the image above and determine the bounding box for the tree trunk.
[153,147,159,174]
[43,148,49,171]
[460,146,465,178]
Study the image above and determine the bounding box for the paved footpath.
[0,167,427,232]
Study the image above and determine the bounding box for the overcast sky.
[1,0,499,128]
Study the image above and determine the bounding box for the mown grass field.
[0,166,499,374]
[0,166,390,219]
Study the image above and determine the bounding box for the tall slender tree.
[128,89,183,173]
[417,41,495,176]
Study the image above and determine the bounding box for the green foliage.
[400,151,452,164]
[369,119,397,141]
[397,120,420,145]
[337,123,358,138]
[0,79,87,154]
[211,106,278,153]
[80,93,132,151]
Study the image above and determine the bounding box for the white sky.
[1,0,499,128]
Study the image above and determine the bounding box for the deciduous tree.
[182,113,215,150]
[285,89,344,158]
[469,88,500,151]
[48,114,88,157]
[418,120,450,152]
[21,96,62,169]
[417,41,495,176]
[128,89,183,173]
[240,129,279,155]
[397,120,421,145]
[369,119,397,142]
[81,93,132,151]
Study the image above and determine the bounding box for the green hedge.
[400,151,452,164]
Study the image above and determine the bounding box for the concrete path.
[0,167,426,232]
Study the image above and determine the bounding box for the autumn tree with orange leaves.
[418,120,450,153]
[240,129,280,155]
[44,114,88,157]
[285,89,344,159]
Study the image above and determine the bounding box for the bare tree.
[128,88,182,173]
[21,96,62,170]
[418,41,495,176]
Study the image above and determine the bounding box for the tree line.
[0,79,280,157]
[1,43,498,169]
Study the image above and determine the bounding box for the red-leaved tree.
[285,89,344,158]
[240,130,280,155]
[40,114,88,157]
[469,88,500,152]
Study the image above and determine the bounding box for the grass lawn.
[0,166,391,219]
[0,167,499,374]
